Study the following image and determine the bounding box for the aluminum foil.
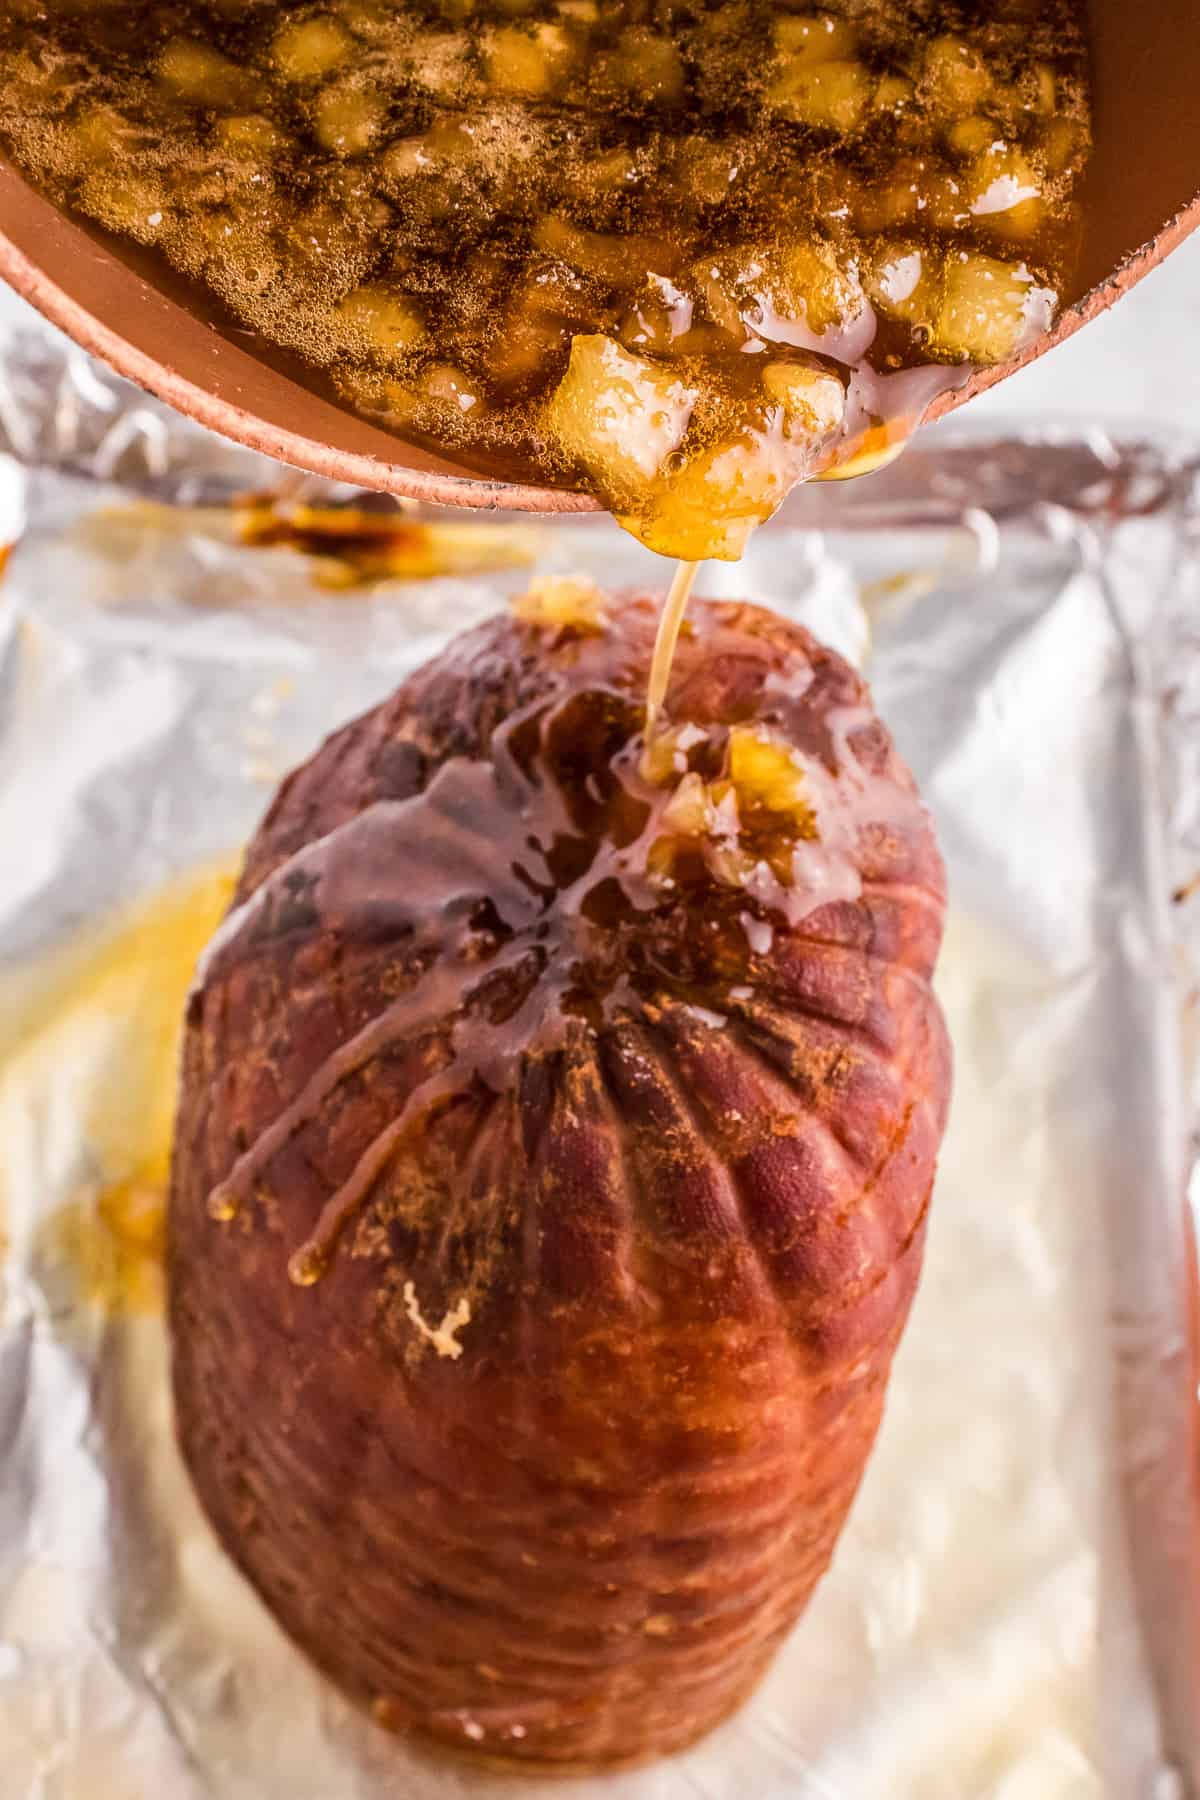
[0,325,1198,1799]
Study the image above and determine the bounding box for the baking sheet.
[0,328,1197,1798]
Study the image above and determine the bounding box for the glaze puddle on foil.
[2,863,236,1315]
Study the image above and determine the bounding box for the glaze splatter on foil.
[0,328,1198,1797]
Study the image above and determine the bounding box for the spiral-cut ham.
[168,591,950,1770]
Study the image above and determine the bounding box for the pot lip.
[1,170,1198,516]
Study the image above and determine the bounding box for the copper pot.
[0,0,1197,513]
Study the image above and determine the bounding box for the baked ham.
[169,588,950,1769]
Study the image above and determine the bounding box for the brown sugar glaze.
[170,592,950,1767]
[0,0,1091,557]
[3,864,235,1315]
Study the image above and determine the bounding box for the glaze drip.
[644,558,699,744]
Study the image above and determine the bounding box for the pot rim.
[0,157,1198,515]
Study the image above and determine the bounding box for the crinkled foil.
[1,326,1198,1799]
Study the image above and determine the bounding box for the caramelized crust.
[168,594,950,1768]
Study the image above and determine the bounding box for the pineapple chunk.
[660,771,717,837]
[79,172,170,242]
[923,35,992,117]
[773,14,859,63]
[625,402,842,562]
[484,22,577,97]
[336,0,392,30]
[272,17,351,80]
[511,573,606,632]
[1040,116,1087,177]
[965,144,1044,242]
[612,357,844,560]
[419,363,483,412]
[696,240,863,342]
[620,434,779,561]
[600,28,685,103]
[71,105,150,163]
[642,721,710,786]
[584,144,643,194]
[777,240,865,334]
[158,39,253,107]
[614,282,688,343]
[404,32,473,96]
[671,136,740,207]
[932,254,1052,363]
[689,258,750,338]
[335,286,425,361]
[218,113,287,156]
[381,134,434,180]
[945,114,994,158]
[314,83,384,155]
[769,58,870,132]
[729,726,816,834]
[759,239,866,337]
[865,243,942,327]
[760,360,846,439]
[850,160,923,233]
[485,314,570,397]
[8,48,82,111]
[534,216,678,290]
[337,369,421,426]
[874,72,915,115]
[514,258,593,327]
[1032,62,1057,116]
[545,335,698,500]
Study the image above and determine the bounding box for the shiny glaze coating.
[168,594,950,1769]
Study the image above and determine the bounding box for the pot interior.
[0,0,1195,510]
